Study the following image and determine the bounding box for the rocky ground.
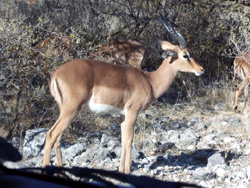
[3,97,250,188]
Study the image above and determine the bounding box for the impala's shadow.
[133,148,241,171]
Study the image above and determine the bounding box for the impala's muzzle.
[195,68,204,76]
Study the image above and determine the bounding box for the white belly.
[86,95,125,115]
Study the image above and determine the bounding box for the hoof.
[234,106,241,113]
[118,168,124,174]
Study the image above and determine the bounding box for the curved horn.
[159,14,186,49]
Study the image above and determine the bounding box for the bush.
[0,0,249,142]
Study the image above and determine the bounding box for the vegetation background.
[0,0,249,145]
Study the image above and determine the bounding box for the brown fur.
[233,52,250,113]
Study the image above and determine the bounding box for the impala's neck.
[145,57,178,100]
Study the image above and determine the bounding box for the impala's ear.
[161,51,176,59]
[158,40,179,53]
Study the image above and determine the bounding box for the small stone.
[214,102,226,111]
[4,161,26,169]
[207,153,226,167]
[228,116,242,126]
[165,130,180,143]
[192,168,215,180]
[187,145,196,152]
[170,121,180,129]
[142,158,149,164]
[11,137,20,150]
[216,167,226,178]
[196,122,208,131]
[179,128,198,145]
[23,128,49,159]
[224,137,233,143]
[62,141,88,162]
[230,143,241,153]
[245,122,250,132]
[187,117,200,126]
[245,149,250,155]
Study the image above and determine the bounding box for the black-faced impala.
[42,15,204,174]
[233,52,250,113]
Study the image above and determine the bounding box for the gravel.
[4,101,250,188]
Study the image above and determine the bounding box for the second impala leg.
[119,109,138,174]
[232,72,238,85]
[119,119,126,173]
[234,77,249,113]
[42,102,81,167]
[243,80,249,111]
[54,134,63,166]
[119,115,126,173]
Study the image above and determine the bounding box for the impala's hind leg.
[42,105,80,167]
[43,71,92,167]
[54,131,63,166]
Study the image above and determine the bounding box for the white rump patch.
[86,94,125,115]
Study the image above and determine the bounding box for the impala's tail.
[50,76,64,106]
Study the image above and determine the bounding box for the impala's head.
[160,40,204,76]
[159,14,204,76]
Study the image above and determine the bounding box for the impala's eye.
[183,54,189,59]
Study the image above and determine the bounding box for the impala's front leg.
[234,85,242,113]
[232,72,238,85]
[243,81,249,111]
[119,116,126,173]
[234,78,249,113]
[119,109,138,174]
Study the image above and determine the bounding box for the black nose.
[200,68,204,73]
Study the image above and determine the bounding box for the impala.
[33,35,76,58]
[233,52,250,113]
[42,15,204,174]
[90,39,145,69]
